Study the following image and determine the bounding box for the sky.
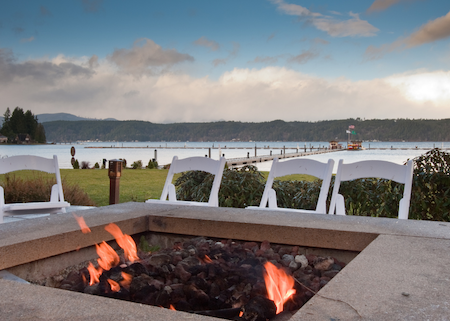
[1,0,450,123]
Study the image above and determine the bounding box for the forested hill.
[42,118,450,143]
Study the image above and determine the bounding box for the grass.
[0,169,315,207]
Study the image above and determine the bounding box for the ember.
[54,221,346,321]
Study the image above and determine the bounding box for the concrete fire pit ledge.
[0,202,449,321]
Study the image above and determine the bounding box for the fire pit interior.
[28,225,351,321]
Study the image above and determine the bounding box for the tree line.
[1,107,46,143]
[42,118,450,143]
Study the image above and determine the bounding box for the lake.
[0,141,447,172]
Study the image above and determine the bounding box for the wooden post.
[108,159,122,205]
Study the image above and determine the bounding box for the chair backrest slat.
[0,155,57,174]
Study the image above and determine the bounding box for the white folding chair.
[0,155,70,223]
[329,159,414,219]
[145,156,226,207]
[246,158,334,214]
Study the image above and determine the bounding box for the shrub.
[72,159,80,169]
[334,177,404,218]
[175,165,265,208]
[94,162,100,169]
[81,161,90,169]
[131,160,143,169]
[174,149,450,221]
[409,148,450,221]
[272,179,323,210]
[147,159,158,169]
[1,174,95,206]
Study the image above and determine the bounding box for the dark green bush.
[272,179,323,210]
[338,148,450,221]
[72,159,80,169]
[409,148,450,221]
[335,177,404,218]
[175,149,450,221]
[147,159,159,169]
[175,165,265,208]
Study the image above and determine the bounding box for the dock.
[226,149,342,167]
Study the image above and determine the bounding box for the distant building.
[0,135,7,143]
[15,134,31,144]
[329,140,343,150]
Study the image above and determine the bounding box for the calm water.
[0,141,447,172]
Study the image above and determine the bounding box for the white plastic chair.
[246,158,335,214]
[145,156,226,207]
[329,159,414,219]
[0,155,70,223]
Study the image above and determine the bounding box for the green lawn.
[0,169,315,207]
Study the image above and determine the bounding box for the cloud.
[367,0,420,12]
[20,37,35,43]
[88,55,99,69]
[313,12,379,37]
[107,38,194,75]
[212,42,240,67]
[249,56,279,65]
[367,0,402,12]
[2,51,449,123]
[405,11,450,47]
[271,0,378,37]
[288,50,319,64]
[365,11,450,59]
[0,49,94,85]
[313,38,329,45]
[81,0,104,13]
[12,27,25,35]
[193,36,220,51]
[40,6,52,16]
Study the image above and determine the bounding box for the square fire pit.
[0,202,449,321]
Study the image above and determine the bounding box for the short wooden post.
[108,159,122,205]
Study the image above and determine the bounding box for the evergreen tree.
[1,107,46,143]
[1,108,14,140]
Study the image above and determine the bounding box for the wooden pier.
[226,149,341,167]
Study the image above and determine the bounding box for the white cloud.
[193,36,220,51]
[271,0,378,38]
[1,52,450,123]
[386,70,450,103]
[313,12,379,37]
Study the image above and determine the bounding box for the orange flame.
[120,272,132,290]
[87,262,103,286]
[203,255,213,264]
[96,241,120,271]
[72,213,91,234]
[107,279,120,292]
[104,223,139,263]
[263,262,296,314]
[169,304,176,310]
